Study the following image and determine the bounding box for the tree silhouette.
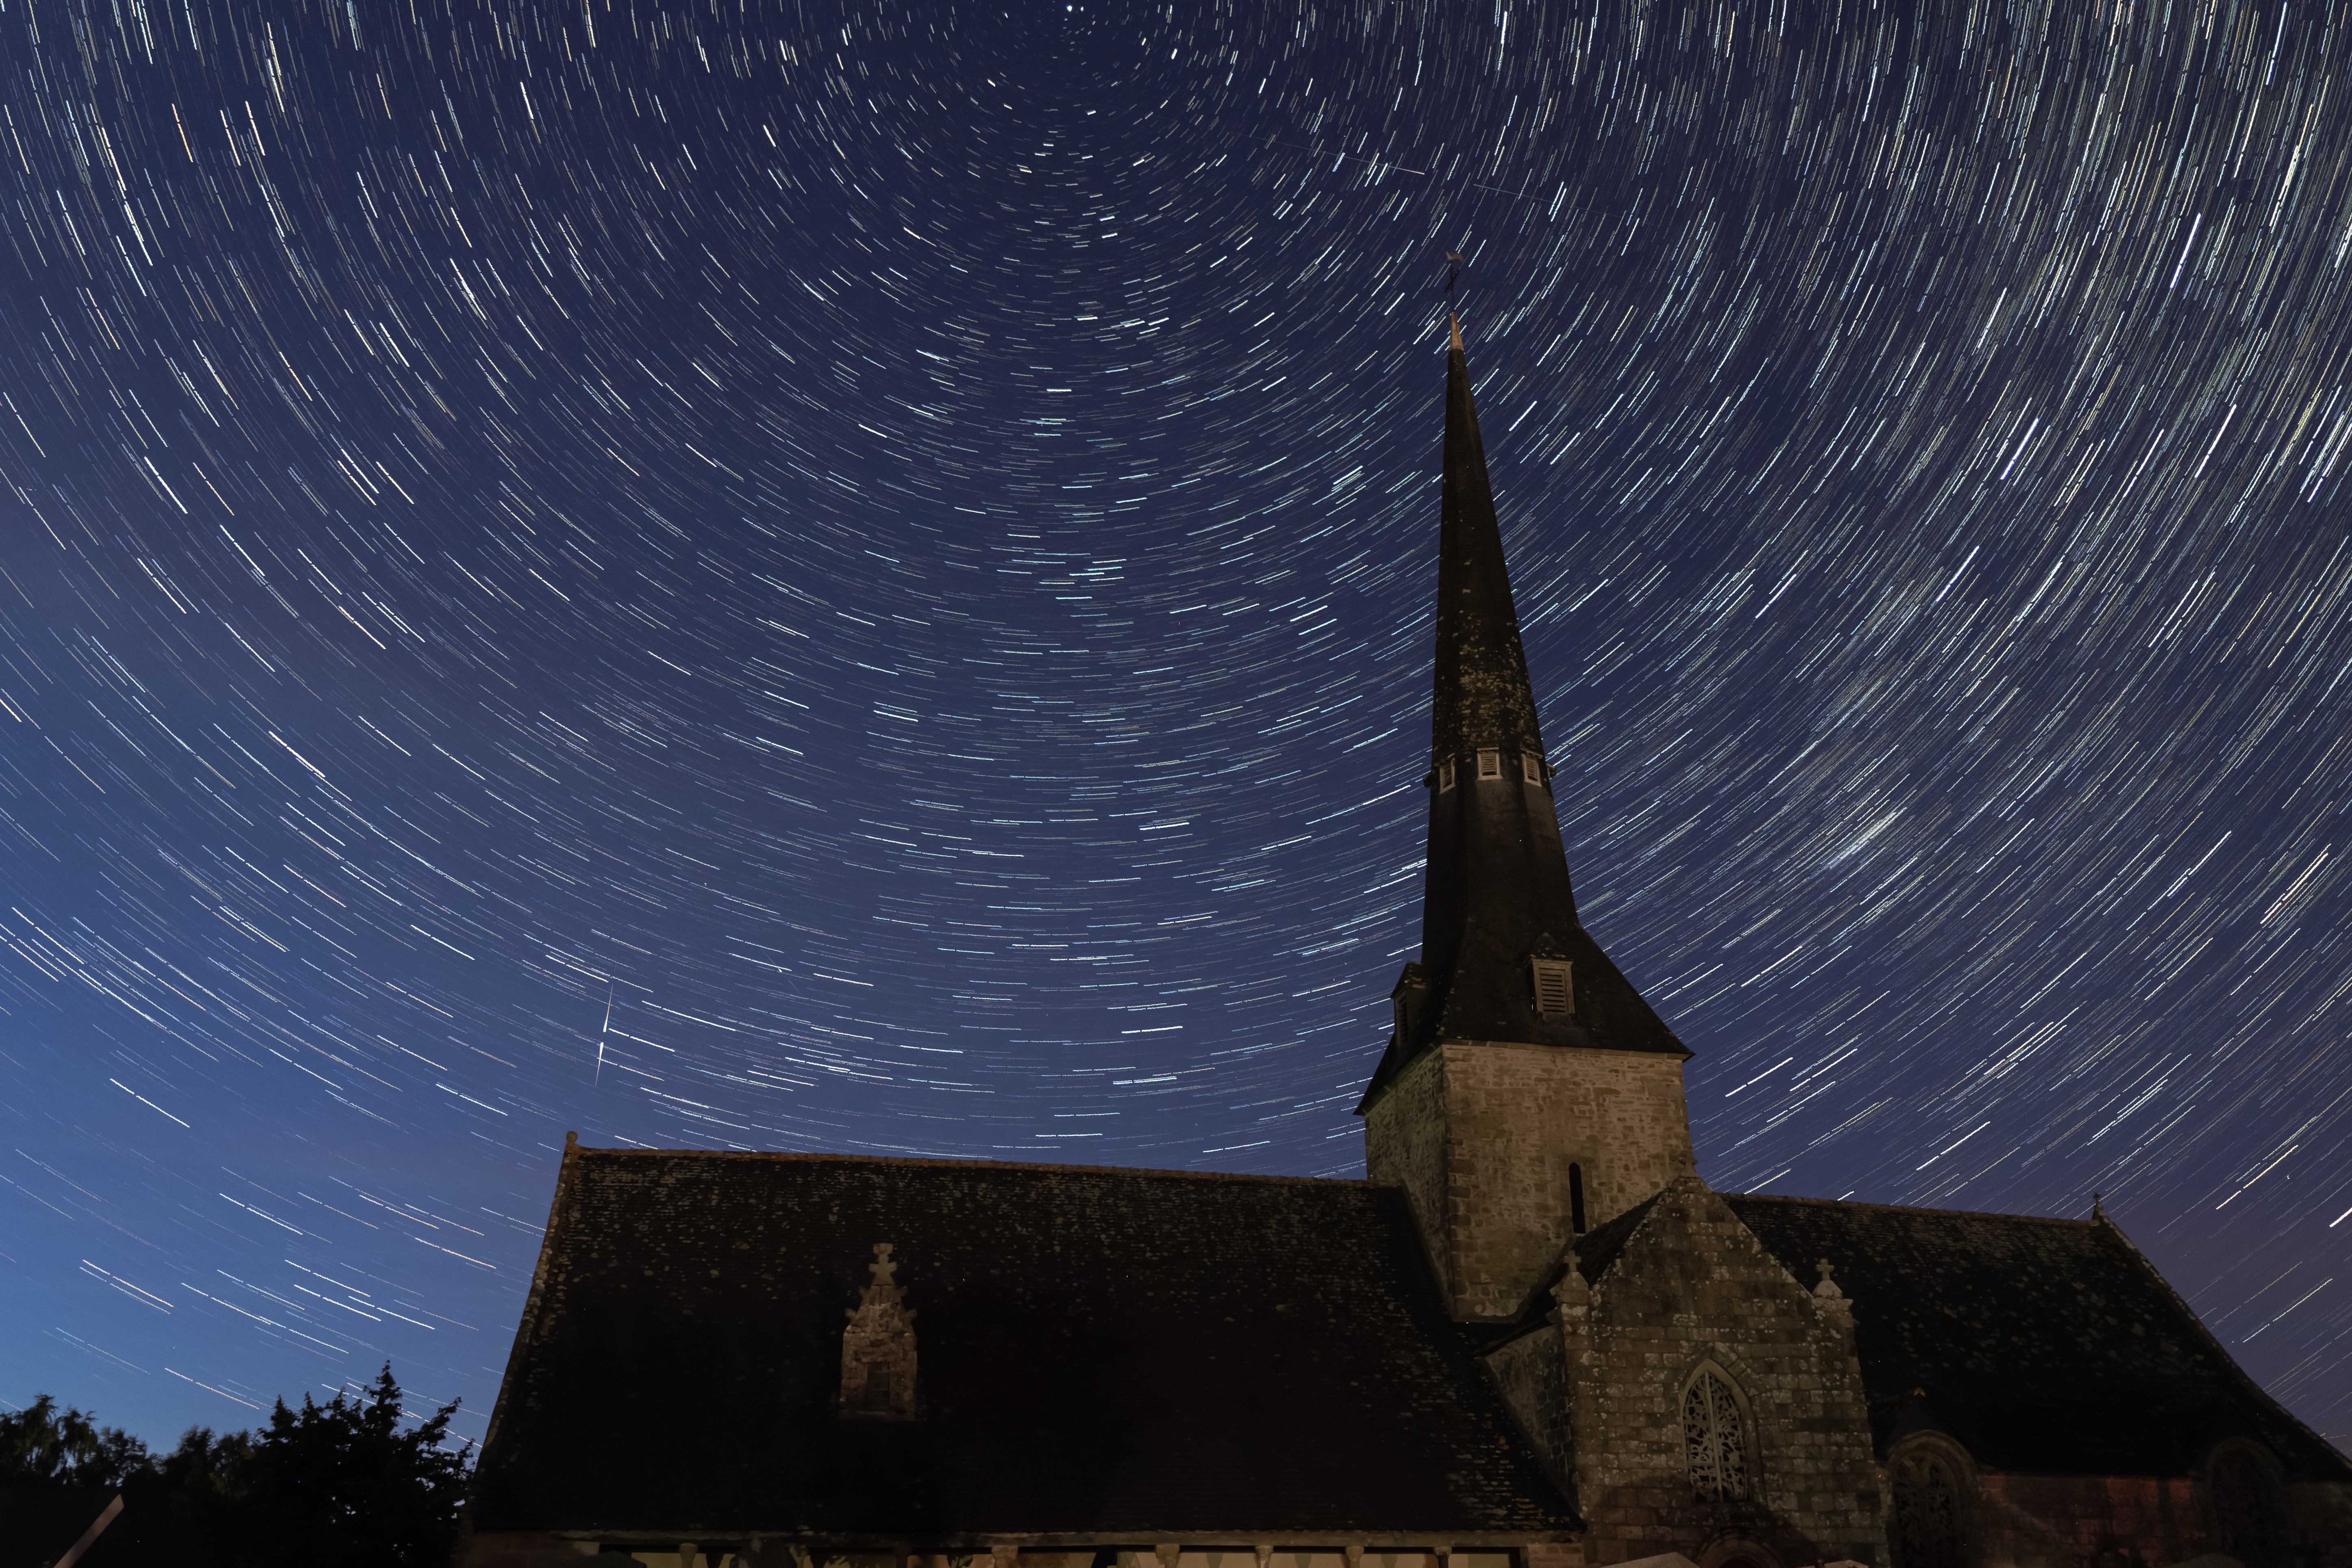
[206,1364,472,1568]
[0,1394,153,1490]
[3,1365,470,1567]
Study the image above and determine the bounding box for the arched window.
[1889,1448,1963,1568]
[1682,1368,1749,1501]
[1568,1163,1587,1233]
[2207,1444,2287,1568]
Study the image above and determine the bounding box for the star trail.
[3,0,2350,1452]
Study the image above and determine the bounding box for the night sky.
[3,0,2350,1459]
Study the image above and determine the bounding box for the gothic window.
[1889,1449,1963,1568]
[2207,1445,2287,1568]
[1568,1163,1587,1233]
[1682,1368,1749,1502]
[1477,747,1501,778]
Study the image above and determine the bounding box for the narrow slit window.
[1438,757,1456,792]
[1531,957,1574,1018]
[1477,748,1501,779]
[1522,752,1544,784]
[1569,1163,1587,1234]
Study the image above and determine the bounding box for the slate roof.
[1429,311,1545,771]
[1721,1194,2352,1482]
[470,1145,1579,1544]
[1361,321,1687,1107]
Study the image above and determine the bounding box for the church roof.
[470,1144,1580,1545]
[1717,1194,2349,1481]
[1470,1187,2352,1482]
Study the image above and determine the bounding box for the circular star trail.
[3,0,2350,1449]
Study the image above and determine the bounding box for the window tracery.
[1682,1368,1748,1502]
[1889,1449,1963,1568]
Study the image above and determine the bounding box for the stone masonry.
[838,1242,918,1419]
[1364,1040,1695,1321]
[1556,1174,1884,1566]
[1949,1462,2352,1567]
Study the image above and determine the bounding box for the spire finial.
[1444,250,1465,351]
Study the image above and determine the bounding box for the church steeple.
[1361,314,1688,1101]
[1358,312,1696,1322]
[1431,311,1547,770]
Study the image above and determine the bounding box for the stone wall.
[1560,1175,1884,1566]
[451,1531,605,1567]
[1364,1046,1450,1294]
[2286,1477,2352,1567]
[1366,1040,1695,1321]
[1953,1467,2352,1568]
[453,1543,1548,1568]
[1966,1472,2201,1566]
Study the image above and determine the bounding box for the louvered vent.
[1477,748,1501,778]
[1531,957,1574,1018]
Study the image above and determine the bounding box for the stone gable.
[1558,1174,1883,1567]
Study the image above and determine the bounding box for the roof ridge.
[1723,1191,2102,1227]
[565,1144,1372,1187]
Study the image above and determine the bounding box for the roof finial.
[1445,251,1465,351]
[2092,1191,2106,1220]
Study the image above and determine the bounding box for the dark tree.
[208,1364,472,1568]
[0,1394,155,1489]
[155,1423,255,1501]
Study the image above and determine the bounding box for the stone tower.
[1359,314,1697,1323]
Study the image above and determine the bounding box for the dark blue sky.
[3,0,2348,1453]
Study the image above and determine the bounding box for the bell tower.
[1359,314,1696,1322]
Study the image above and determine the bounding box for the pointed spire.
[1434,311,1547,770]
[1359,313,1685,1106]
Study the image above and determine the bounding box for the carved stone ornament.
[839,1242,919,1419]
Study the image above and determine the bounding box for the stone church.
[453,321,2352,1568]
